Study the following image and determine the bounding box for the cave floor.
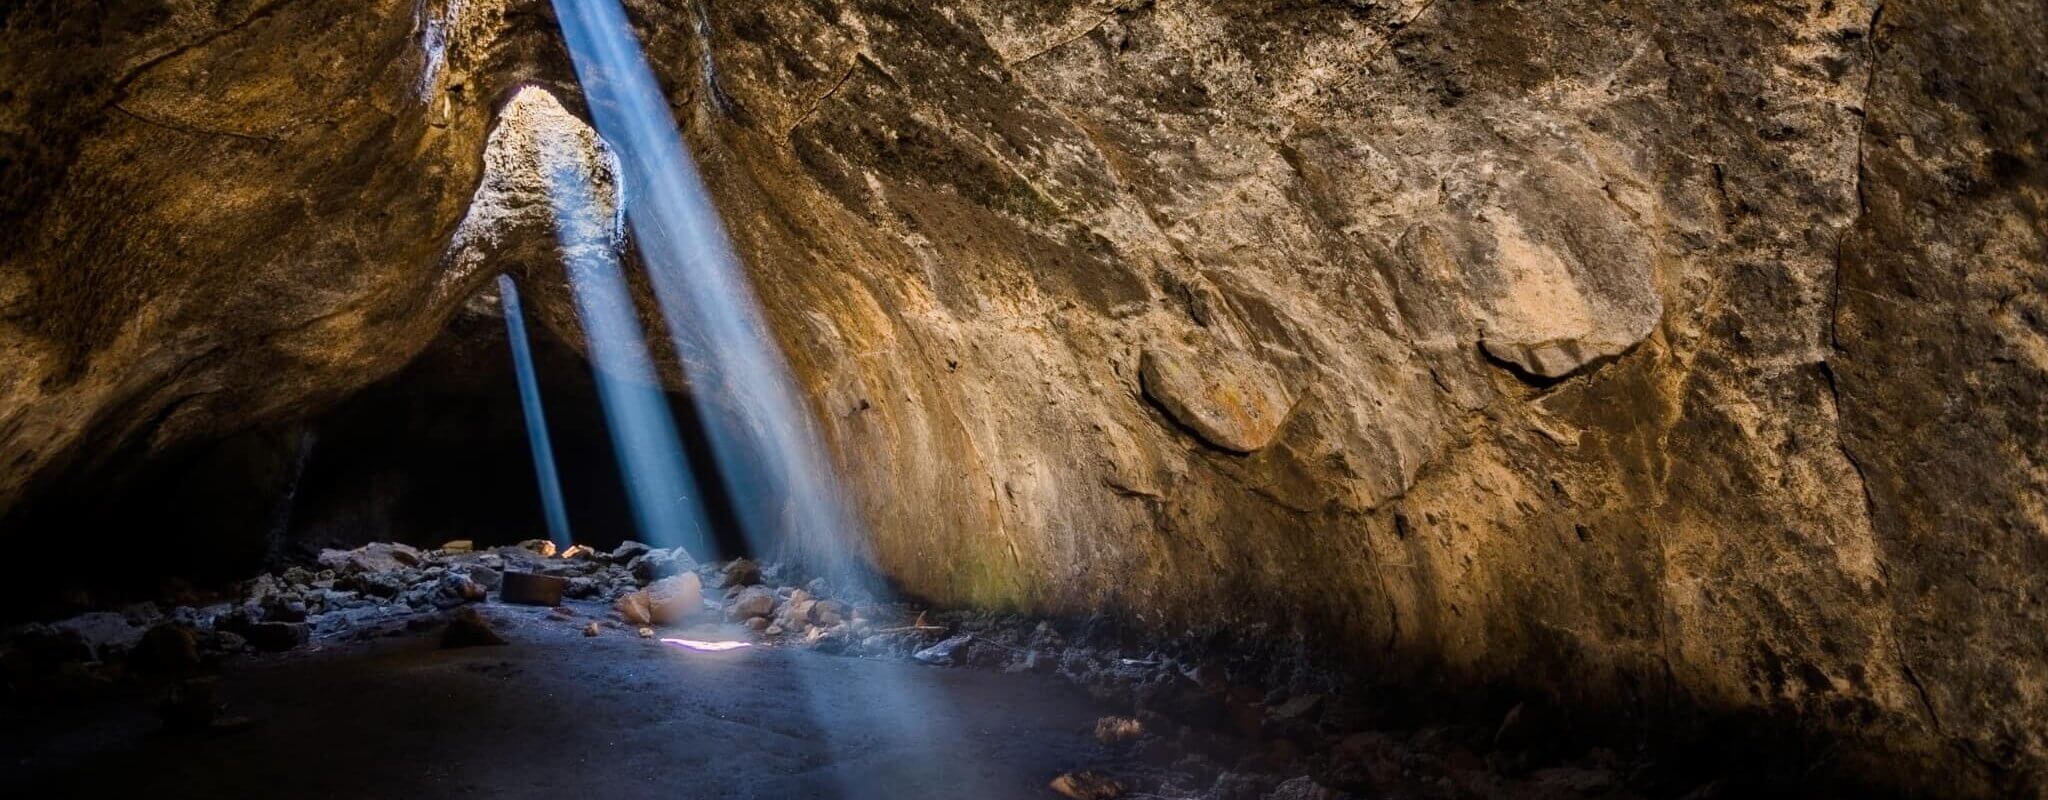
[3,602,1125,799]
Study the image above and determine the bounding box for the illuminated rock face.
[2,1,2045,794]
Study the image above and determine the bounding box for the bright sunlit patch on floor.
[660,639,752,652]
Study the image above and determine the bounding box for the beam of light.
[660,638,751,652]
[497,274,576,549]
[549,7,1014,796]
[551,0,872,592]
[527,98,714,560]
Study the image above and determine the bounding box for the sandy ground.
[2,601,1125,799]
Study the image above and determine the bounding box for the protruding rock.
[1139,345,1294,453]
[1461,163,1660,380]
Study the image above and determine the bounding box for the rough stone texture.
[1138,343,1294,453]
[2,0,2044,794]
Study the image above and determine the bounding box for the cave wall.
[2,0,2043,793]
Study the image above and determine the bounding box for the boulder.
[727,586,777,621]
[613,573,703,626]
[1138,345,1294,454]
[720,558,763,588]
[610,540,652,564]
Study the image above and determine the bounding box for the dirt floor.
[2,600,1126,799]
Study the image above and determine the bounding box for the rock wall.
[2,0,2043,793]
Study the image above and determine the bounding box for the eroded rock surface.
[3,0,2044,794]
[1139,342,1293,453]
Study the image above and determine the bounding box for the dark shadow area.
[0,305,761,621]
[285,307,755,561]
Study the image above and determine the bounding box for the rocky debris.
[2,540,706,694]
[610,540,651,565]
[442,574,488,603]
[3,548,1802,798]
[466,565,504,591]
[627,546,696,583]
[1265,776,1334,800]
[318,542,424,575]
[47,611,153,662]
[1050,770,1124,799]
[441,607,506,649]
[500,572,567,607]
[7,624,96,669]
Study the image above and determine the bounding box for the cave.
[3,0,2046,798]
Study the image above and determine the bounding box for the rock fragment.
[1094,716,1143,744]
[727,585,777,621]
[610,540,651,564]
[440,607,506,649]
[318,543,424,575]
[1049,770,1124,799]
[720,558,763,588]
[914,633,974,666]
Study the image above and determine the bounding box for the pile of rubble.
[3,540,1660,799]
[0,537,954,685]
